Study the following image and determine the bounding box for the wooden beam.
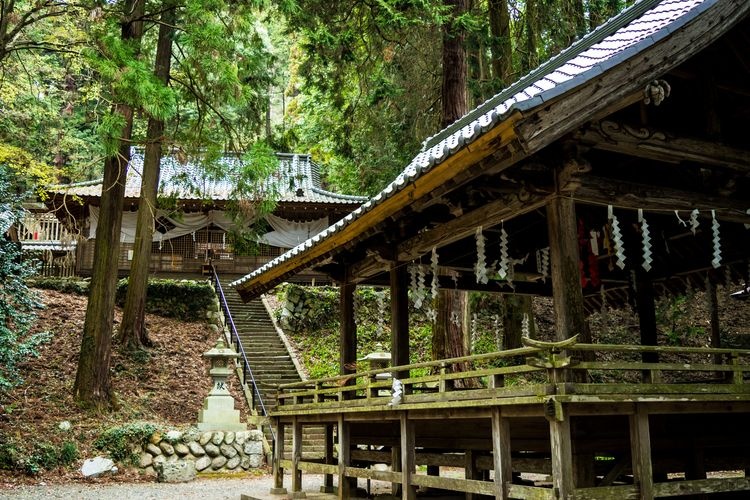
[270,419,287,495]
[580,120,750,173]
[322,424,335,493]
[491,407,512,499]
[391,262,410,379]
[546,196,588,343]
[549,414,574,498]
[398,193,553,262]
[400,412,416,500]
[629,406,654,500]
[340,265,356,378]
[573,177,750,226]
[291,417,304,497]
[337,414,351,500]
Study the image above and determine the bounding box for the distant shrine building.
[42,151,366,279]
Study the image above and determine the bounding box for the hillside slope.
[0,289,248,486]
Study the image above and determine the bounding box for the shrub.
[94,422,161,464]
[116,279,215,321]
[0,438,80,475]
[29,276,90,295]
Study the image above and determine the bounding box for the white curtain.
[87,207,251,243]
[261,214,329,249]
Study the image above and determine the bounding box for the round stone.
[159,442,175,456]
[224,432,235,445]
[211,431,225,446]
[199,432,213,446]
[188,442,205,457]
[211,456,227,470]
[226,456,241,470]
[146,443,162,456]
[174,443,190,456]
[195,456,211,472]
[139,452,153,468]
[220,443,237,458]
[240,456,251,470]
[205,443,220,457]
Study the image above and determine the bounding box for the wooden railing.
[275,341,750,410]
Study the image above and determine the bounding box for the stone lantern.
[360,344,391,396]
[197,337,247,431]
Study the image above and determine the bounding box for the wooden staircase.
[219,279,326,459]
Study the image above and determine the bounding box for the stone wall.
[139,429,264,477]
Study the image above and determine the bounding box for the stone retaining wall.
[139,429,264,477]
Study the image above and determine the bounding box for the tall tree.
[73,0,146,408]
[441,0,468,128]
[488,0,512,88]
[120,0,176,350]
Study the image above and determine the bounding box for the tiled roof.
[50,151,367,205]
[231,0,719,293]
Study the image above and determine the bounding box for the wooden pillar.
[270,420,287,495]
[629,406,654,500]
[340,266,357,379]
[549,412,574,499]
[337,414,351,499]
[400,412,416,500]
[491,408,512,500]
[291,417,305,497]
[391,262,410,380]
[706,278,723,367]
[321,424,335,493]
[391,443,402,496]
[546,197,587,342]
[633,270,658,365]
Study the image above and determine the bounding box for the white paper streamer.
[474,227,489,284]
[589,230,600,256]
[608,205,626,270]
[498,226,509,279]
[471,313,478,352]
[427,248,439,321]
[689,209,700,235]
[522,313,530,337]
[711,210,721,268]
[675,210,687,227]
[493,314,501,350]
[536,247,550,282]
[638,209,652,272]
[389,379,403,407]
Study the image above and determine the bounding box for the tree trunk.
[73,0,145,409]
[433,289,477,387]
[488,0,513,88]
[521,0,539,73]
[120,1,176,350]
[441,0,468,128]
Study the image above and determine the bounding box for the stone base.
[319,486,335,494]
[269,487,288,495]
[196,422,248,432]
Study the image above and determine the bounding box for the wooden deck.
[269,342,750,499]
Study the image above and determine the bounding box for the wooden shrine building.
[45,151,366,278]
[232,0,750,498]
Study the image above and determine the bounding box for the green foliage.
[29,277,91,295]
[656,294,706,346]
[94,422,161,464]
[115,278,215,321]
[0,161,52,391]
[0,438,79,475]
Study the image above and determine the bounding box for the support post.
[291,417,305,498]
[321,424,335,493]
[340,265,357,398]
[391,440,402,496]
[706,278,723,368]
[633,270,659,382]
[391,262,410,381]
[630,406,654,500]
[270,420,287,495]
[337,414,351,500]
[400,412,416,500]
[491,408,512,499]
[546,196,588,343]
[549,411,574,499]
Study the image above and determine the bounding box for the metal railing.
[209,263,275,442]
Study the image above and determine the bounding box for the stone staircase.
[219,279,326,459]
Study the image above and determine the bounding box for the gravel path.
[0,473,334,500]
